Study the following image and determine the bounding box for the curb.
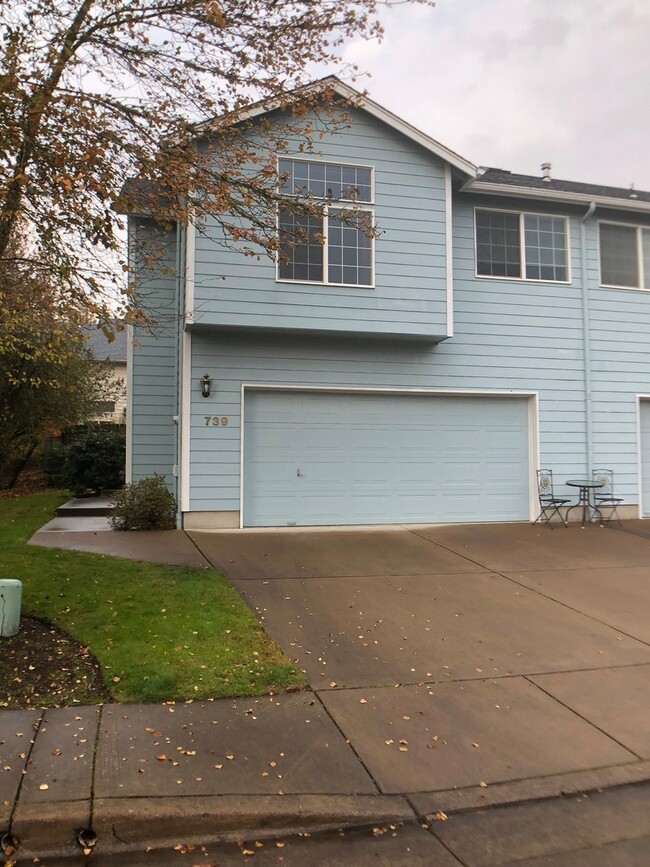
[8,794,415,861]
[411,760,650,819]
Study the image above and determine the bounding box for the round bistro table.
[565,479,604,527]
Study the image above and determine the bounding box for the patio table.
[565,479,604,528]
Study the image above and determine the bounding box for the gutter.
[463,180,650,214]
[580,202,597,474]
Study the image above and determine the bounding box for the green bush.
[110,475,176,531]
[42,441,70,488]
[64,430,125,495]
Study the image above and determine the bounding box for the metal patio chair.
[592,468,623,525]
[534,469,571,527]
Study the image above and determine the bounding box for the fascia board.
[463,180,650,214]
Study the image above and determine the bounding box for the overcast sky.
[340,0,650,190]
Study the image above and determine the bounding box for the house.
[125,77,650,529]
[82,323,127,425]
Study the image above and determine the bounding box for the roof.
[116,179,175,216]
[119,77,650,217]
[209,75,478,177]
[465,167,650,213]
[82,323,127,363]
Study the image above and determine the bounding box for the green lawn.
[0,492,304,703]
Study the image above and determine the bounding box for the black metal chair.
[592,469,623,525]
[534,469,571,527]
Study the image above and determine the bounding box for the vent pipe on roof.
[541,162,552,182]
[630,184,639,199]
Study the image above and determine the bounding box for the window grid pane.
[476,210,521,277]
[600,223,639,287]
[279,159,371,202]
[327,209,373,286]
[524,215,567,282]
[278,207,324,282]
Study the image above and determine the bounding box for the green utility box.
[0,579,22,637]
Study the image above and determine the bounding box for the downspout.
[580,201,597,473]
[174,221,185,528]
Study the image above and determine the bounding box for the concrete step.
[56,496,115,518]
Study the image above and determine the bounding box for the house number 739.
[204,416,229,427]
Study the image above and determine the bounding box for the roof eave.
[462,180,650,213]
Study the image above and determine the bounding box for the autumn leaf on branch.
[0,0,432,329]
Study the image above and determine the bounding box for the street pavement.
[3,516,649,863]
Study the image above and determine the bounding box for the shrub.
[64,429,125,495]
[42,441,70,488]
[110,475,176,531]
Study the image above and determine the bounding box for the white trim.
[239,383,246,529]
[465,179,650,214]
[218,78,476,177]
[473,206,572,285]
[240,384,538,527]
[445,165,454,337]
[125,323,134,483]
[242,383,538,396]
[597,219,650,291]
[528,394,541,522]
[636,395,650,519]
[180,330,192,511]
[184,218,196,321]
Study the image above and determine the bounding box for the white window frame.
[276,156,375,289]
[474,206,571,285]
[598,219,650,292]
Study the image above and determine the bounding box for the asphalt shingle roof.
[476,168,650,203]
[82,323,127,363]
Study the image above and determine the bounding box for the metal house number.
[204,416,229,427]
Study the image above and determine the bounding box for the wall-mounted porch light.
[200,373,212,398]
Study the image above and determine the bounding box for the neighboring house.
[82,323,128,425]
[126,77,650,529]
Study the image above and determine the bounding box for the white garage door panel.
[243,392,531,527]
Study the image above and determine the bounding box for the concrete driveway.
[190,522,650,800]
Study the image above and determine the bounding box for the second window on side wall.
[278,158,374,287]
[599,222,650,289]
[475,208,569,282]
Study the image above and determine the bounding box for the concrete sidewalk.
[10,517,650,862]
[3,693,650,863]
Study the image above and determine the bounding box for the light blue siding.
[130,111,650,522]
[585,211,650,507]
[191,107,449,340]
[129,221,179,492]
[242,391,530,527]
[188,191,593,515]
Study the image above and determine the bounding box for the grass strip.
[0,492,304,704]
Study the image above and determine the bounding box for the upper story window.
[277,158,374,287]
[599,222,650,290]
[475,208,569,283]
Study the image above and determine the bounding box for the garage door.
[640,401,650,517]
[243,391,531,527]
